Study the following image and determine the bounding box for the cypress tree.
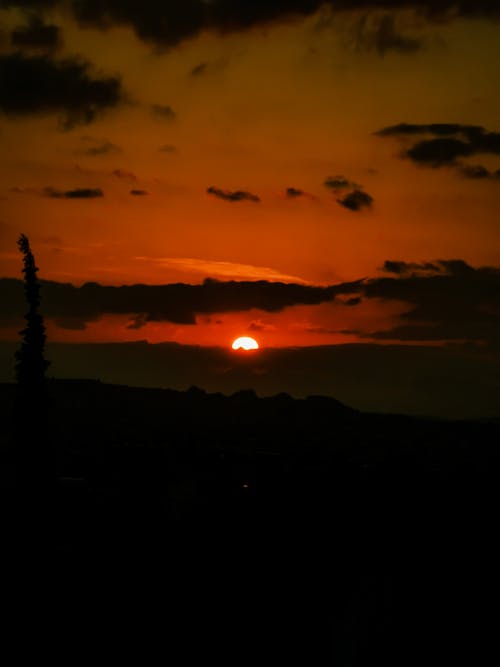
[15,234,50,391]
[13,234,53,493]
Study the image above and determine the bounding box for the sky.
[1,2,500,416]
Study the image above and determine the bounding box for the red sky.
[1,2,500,355]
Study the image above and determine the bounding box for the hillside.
[2,379,498,524]
[1,379,499,664]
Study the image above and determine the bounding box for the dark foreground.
[1,380,499,664]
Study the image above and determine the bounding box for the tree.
[13,235,54,513]
[15,234,50,391]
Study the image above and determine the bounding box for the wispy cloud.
[135,256,308,283]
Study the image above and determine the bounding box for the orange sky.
[2,3,500,348]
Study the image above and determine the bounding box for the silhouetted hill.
[2,340,500,419]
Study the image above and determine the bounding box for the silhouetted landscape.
[2,378,499,663]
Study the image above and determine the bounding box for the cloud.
[0,52,123,128]
[343,259,500,343]
[376,122,500,174]
[10,16,62,51]
[43,187,103,199]
[150,104,176,120]
[0,277,339,329]
[458,164,500,180]
[207,186,260,203]
[136,256,308,282]
[130,189,148,196]
[342,297,362,306]
[285,187,316,200]
[248,319,276,332]
[82,140,121,156]
[375,123,484,138]
[2,255,498,346]
[337,189,374,211]
[351,14,422,56]
[66,0,327,48]
[324,175,357,191]
[72,3,500,49]
[406,138,473,166]
[324,175,374,209]
[5,2,500,51]
[382,260,440,275]
[286,187,304,198]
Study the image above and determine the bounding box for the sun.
[231,336,260,351]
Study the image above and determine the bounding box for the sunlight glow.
[231,336,260,351]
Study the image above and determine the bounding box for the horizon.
[2,338,498,420]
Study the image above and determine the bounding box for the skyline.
[1,2,500,415]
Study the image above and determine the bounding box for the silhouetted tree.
[15,234,50,390]
[13,234,53,494]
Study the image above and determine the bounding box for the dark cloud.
[344,260,500,343]
[126,314,148,330]
[150,104,176,121]
[458,164,491,179]
[375,123,485,138]
[10,16,62,51]
[382,260,440,275]
[337,189,374,211]
[66,0,328,49]
[130,189,148,196]
[351,14,422,56]
[325,176,374,209]
[5,2,500,52]
[69,0,206,48]
[43,187,103,199]
[406,138,473,166]
[285,187,316,200]
[458,164,500,180]
[324,175,374,210]
[343,297,362,306]
[207,186,260,203]
[0,52,122,128]
[286,187,304,198]
[247,319,275,332]
[324,175,357,191]
[83,140,121,156]
[376,122,500,173]
[2,255,499,357]
[0,277,339,329]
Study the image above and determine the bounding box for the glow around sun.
[231,336,260,351]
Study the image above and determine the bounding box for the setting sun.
[231,336,260,351]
